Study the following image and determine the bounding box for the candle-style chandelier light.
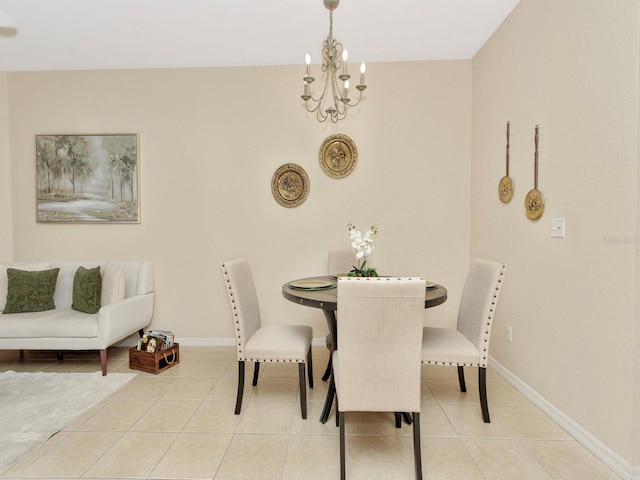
[301,0,367,123]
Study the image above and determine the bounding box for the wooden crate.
[129,343,180,374]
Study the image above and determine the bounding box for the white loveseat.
[0,261,154,375]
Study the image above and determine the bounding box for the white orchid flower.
[346,222,379,276]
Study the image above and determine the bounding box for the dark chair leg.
[235,361,245,415]
[413,412,423,480]
[479,367,490,423]
[402,412,413,425]
[19,349,25,359]
[57,351,63,362]
[252,362,260,386]
[298,362,307,419]
[321,356,332,381]
[457,365,467,392]
[307,349,314,389]
[395,412,402,428]
[99,349,108,376]
[339,411,346,480]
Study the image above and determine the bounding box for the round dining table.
[282,275,447,423]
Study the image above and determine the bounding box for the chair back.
[221,258,262,360]
[336,277,426,413]
[328,250,356,276]
[456,259,507,367]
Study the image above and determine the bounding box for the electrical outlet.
[506,325,513,343]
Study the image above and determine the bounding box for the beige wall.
[4,61,471,341]
[0,71,12,261]
[472,0,639,472]
[636,20,640,472]
[5,0,638,474]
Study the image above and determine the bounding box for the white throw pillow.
[0,262,51,312]
[101,262,126,306]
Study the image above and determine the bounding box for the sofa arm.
[96,292,154,348]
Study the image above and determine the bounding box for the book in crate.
[137,330,175,352]
[148,330,175,350]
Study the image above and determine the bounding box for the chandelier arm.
[316,105,329,122]
[305,84,329,106]
[303,82,330,121]
[302,85,327,116]
[344,90,364,108]
[330,71,347,116]
[303,100,322,114]
[321,69,335,107]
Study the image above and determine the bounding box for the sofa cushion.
[0,307,99,338]
[72,266,102,314]
[3,268,60,314]
[0,263,51,312]
[101,262,126,306]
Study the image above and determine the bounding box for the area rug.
[0,370,136,473]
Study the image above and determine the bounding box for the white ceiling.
[0,0,520,72]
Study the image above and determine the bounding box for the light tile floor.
[0,346,622,480]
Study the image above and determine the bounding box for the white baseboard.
[489,356,634,480]
[115,336,238,348]
[168,337,329,348]
[171,337,236,347]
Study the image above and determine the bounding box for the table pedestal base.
[320,309,337,424]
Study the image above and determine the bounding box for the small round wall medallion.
[524,188,545,220]
[319,134,357,178]
[271,163,310,208]
[499,176,514,203]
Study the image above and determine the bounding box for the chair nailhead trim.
[421,360,480,367]
[222,264,246,356]
[244,358,307,363]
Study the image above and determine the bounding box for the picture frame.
[36,134,140,223]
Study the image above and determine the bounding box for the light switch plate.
[551,218,565,238]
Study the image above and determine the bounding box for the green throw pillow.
[72,266,102,314]
[3,268,60,314]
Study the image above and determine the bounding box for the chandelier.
[301,0,367,123]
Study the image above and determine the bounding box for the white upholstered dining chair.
[421,258,506,423]
[220,258,313,419]
[334,276,426,480]
[328,250,356,276]
[321,250,356,381]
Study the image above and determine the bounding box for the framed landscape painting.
[36,134,139,223]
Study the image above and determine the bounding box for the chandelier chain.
[329,8,333,36]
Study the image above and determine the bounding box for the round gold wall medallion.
[319,134,357,178]
[498,176,514,203]
[271,163,310,208]
[524,188,545,220]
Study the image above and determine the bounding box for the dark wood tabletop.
[282,275,447,311]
